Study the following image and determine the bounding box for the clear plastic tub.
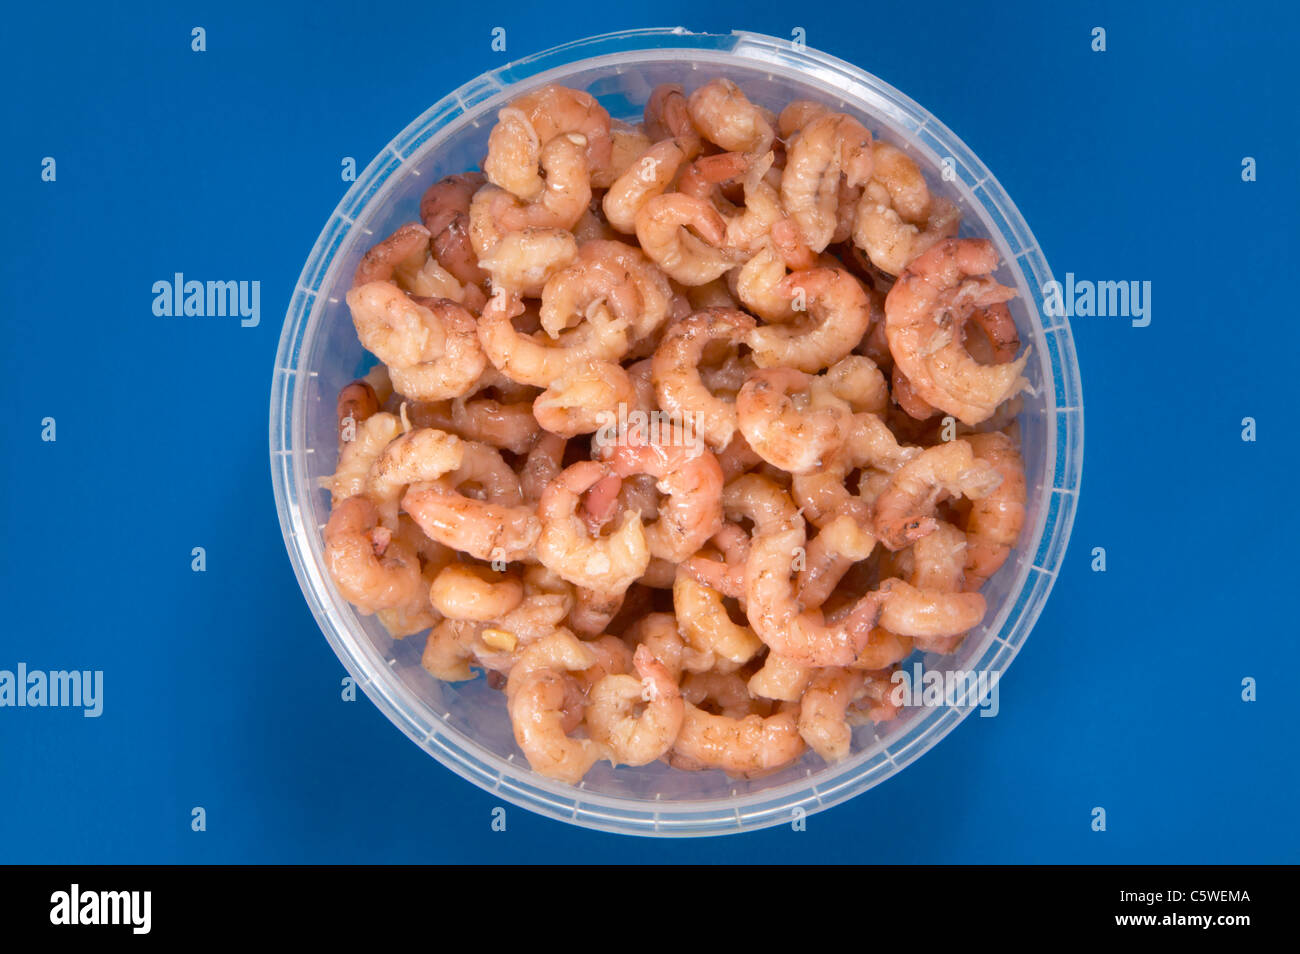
[269,28,1083,837]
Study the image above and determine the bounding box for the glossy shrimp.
[891,302,1024,421]
[506,84,614,183]
[852,141,961,277]
[672,570,765,666]
[634,193,737,286]
[536,461,651,593]
[602,138,692,234]
[680,522,751,601]
[321,412,402,504]
[351,226,476,309]
[477,288,630,388]
[540,239,674,343]
[686,79,774,155]
[600,437,725,563]
[735,367,850,475]
[533,362,637,438]
[420,172,489,289]
[883,238,1028,426]
[429,563,525,621]
[353,222,433,288]
[798,668,866,762]
[586,644,685,766]
[347,281,447,370]
[747,652,815,703]
[401,441,541,563]
[672,702,804,775]
[470,199,578,297]
[324,496,425,614]
[748,267,875,373]
[871,439,1002,550]
[479,134,593,233]
[505,630,604,783]
[877,577,985,640]
[726,475,885,667]
[405,395,541,456]
[733,241,798,323]
[366,426,464,528]
[789,412,918,540]
[962,431,1026,590]
[781,113,873,253]
[387,298,488,402]
[651,307,756,451]
[644,84,703,154]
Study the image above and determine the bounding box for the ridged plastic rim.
[269,27,1084,838]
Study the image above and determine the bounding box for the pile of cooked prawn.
[321,80,1029,783]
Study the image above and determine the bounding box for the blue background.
[2,0,1296,863]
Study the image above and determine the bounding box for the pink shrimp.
[634,193,737,286]
[651,307,756,451]
[507,84,614,181]
[686,79,774,155]
[871,439,1002,550]
[780,113,873,253]
[735,367,851,475]
[962,431,1026,590]
[748,267,876,373]
[401,441,541,563]
[535,461,651,594]
[725,475,885,668]
[600,434,725,563]
[324,496,424,614]
[586,644,685,767]
[883,238,1028,426]
[672,702,804,775]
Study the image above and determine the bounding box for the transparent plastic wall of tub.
[270,28,1083,836]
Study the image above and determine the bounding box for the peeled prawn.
[347,281,446,369]
[673,702,804,775]
[387,298,487,402]
[603,138,692,234]
[748,267,875,373]
[687,79,774,155]
[366,426,464,528]
[883,238,1028,426]
[735,367,850,475]
[798,668,866,762]
[324,496,424,614]
[651,307,756,451]
[634,193,737,286]
[429,563,524,621]
[962,431,1026,590]
[586,644,685,766]
[781,113,873,252]
[536,461,651,593]
[871,438,1001,550]
[600,435,725,563]
[505,630,604,783]
[321,412,402,504]
[402,441,541,563]
[644,84,703,154]
[726,476,884,667]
